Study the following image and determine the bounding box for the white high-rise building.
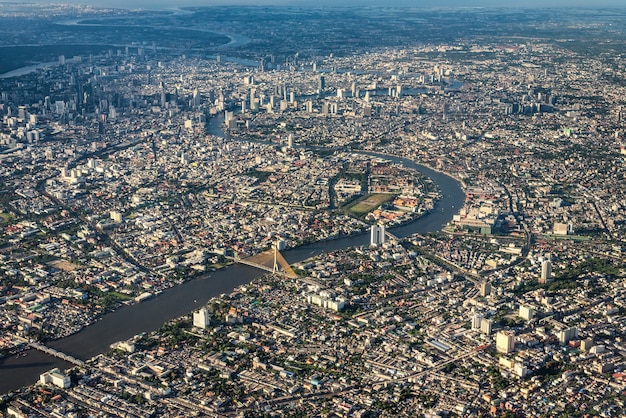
[496,331,515,354]
[370,224,386,246]
[519,305,535,321]
[193,308,211,329]
[541,259,552,282]
[480,318,493,335]
[472,314,483,330]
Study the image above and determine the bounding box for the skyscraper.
[370,224,385,247]
[479,281,491,297]
[541,259,552,283]
[318,75,325,95]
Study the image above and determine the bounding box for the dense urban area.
[0,2,625,417]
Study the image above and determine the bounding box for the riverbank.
[0,117,465,396]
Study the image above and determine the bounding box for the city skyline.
[7,0,626,9]
[0,2,625,417]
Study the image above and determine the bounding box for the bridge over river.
[29,342,85,367]
[233,249,298,279]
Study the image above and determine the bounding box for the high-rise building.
[479,281,491,297]
[480,318,492,335]
[496,331,515,354]
[581,337,594,352]
[519,305,535,321]
[541,259,552,283]
[472,314,483,330]
[193,308,211,329]
[370,224,386,247]
[193,88,200,108]
[318,75,325,94]
[558,327,578,345]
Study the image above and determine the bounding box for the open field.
[346,193,394,216]
[48,259,81,272]
[0,213,14,225]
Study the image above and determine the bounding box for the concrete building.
[496,331,515,354]
[519,305,535,321]
[40,368,71,389]
[480,318,492,335]
[558,327,578,345]
[479,281,491,297]
[541,259,552,283]
[370,224,385,247]
[193,307,211,329]
[472,314,483,330]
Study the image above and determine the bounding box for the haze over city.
[9,0,626,8]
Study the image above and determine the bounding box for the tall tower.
[541,259,552,283]
[318,75,325,96]
[193,88,200,108]
[370,224,386,247]
[479,281,491,297]
[193,308,211,329]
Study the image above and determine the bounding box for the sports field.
[346,193,394,216]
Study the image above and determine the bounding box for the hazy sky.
[12,0,626,8]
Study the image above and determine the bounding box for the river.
[0,115,465,396]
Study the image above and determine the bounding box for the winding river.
[0,115,465,396]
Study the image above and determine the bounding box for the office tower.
[370,224,385,247]
[318,75,325,94]
[541,259,552,283]
[193,308,211,329]
[287,134,294,148]
[496,331,515,354]
[160,86,166,108]
[193,88,200,108]
[479,281,491,297]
